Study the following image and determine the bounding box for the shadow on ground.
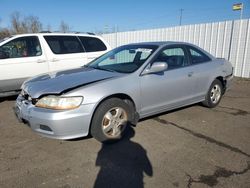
[93,126,153,188]
[0,95,18,103]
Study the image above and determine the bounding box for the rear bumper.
[14,95,95,140]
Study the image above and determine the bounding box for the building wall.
[102,19,250,78]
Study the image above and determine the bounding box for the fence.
[102,19,250,78]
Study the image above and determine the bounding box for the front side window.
[79,36,107,52]
[0,36,42,59]
[155,47,187,70]
[188,47,211,65]
[44,36,84,54]
[87,45,157,73]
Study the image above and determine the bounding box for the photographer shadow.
[94,126,153,188]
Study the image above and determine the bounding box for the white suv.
[0,32,111,97]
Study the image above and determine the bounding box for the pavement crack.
[186,162,250,187]
[153,117,250,158]
[213,106,250,116]
[224,95,249,99]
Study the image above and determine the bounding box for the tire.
[90,98,133,143]
[202,79,223,108]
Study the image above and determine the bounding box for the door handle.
[37,59,46,63]
[188,72,194,77]
[52,58,59,62]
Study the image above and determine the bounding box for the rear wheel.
[202,79,223,108]
[90,98,133,143]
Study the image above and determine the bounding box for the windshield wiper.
[91,66,117,73]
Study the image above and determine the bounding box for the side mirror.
[142,62,168,75]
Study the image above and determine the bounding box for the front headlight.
[35,95,83,110]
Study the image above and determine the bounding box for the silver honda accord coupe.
[15,42,233,143]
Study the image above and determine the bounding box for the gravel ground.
[0,78,249,188]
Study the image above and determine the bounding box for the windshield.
[87,44,158,73]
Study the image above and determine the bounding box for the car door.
[0,36,48,92]
[43,35,88,72]
[185,45,215,98]
[139,45,198,117]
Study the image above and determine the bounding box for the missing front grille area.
[23,94,29,100]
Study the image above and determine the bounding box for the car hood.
[22,67,123,98]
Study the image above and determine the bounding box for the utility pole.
[179,9,184,26]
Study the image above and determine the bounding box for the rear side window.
[188,47,211,65]
[79,36,107,52]
[0,36,42,59]
[44,36,84,54]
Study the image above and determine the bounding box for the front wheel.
[90,98,133,143]
[202,79,223,108]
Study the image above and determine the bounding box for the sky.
[0,0,250,33]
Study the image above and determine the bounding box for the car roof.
[123,41,215,59]
[11,32,100,38]
[127,41,194,46]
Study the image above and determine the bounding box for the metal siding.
[199,24,206,48]
[102,19,250,78]
[193,24,199,46]
[239,20,247,77]
[222,21,233,60]
[230,21,240,75]
[235,20,244,76]
[181,26,185,41]
[239,20,249,77]
[204,23,212,52]
[189,25,195,44]
[210,22,218,56]
[216,22,225,58]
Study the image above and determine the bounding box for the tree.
[25,15,43,33]
[0,12,73,39]
[59,21,70,33]
[46,24,52,32]
[10,12,22,34]
[0,17,11,39]
[0,28,11,39]
[9,12,43,34]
